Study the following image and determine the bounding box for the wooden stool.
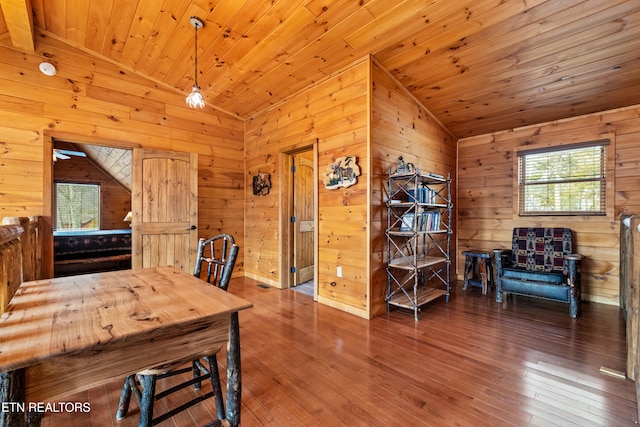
[462,249,494,295]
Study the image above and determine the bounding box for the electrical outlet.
[337,266,342,277]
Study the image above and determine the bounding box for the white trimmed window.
[518,140,608,216]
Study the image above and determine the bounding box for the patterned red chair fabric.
[494,228,582,318]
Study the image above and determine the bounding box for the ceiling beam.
[0,0,34,51]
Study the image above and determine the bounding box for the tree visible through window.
[55,183,100,229]
[518,140,608,216]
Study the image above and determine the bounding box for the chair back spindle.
[193,233,238,291]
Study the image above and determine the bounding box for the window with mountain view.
[518,140,608,216]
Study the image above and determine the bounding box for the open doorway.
[281,145,317,298]
[51,140,132,277]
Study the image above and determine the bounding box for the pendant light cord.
[186,17,205,108]
[194,23,199,87]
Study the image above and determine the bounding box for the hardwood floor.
[42,278,637,426]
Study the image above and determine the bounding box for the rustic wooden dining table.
[0,265,253,427]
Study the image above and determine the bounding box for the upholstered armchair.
[494,228,582,318]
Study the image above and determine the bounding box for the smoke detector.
[39,62,57,76]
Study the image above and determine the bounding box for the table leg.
[27,412,43,427]
[1,369,26,427]
[487,258,494,292]
[479,259,488,295]
[462,256,472,290]
[137,375,156,427]
[225,311,241,427]
[0,370,44,427]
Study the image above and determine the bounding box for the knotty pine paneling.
[457,105,640,305]
[3,0,638,141]
[244,55,456,318]
[371,60,458,317]
[0,32,245,275]
[244,57,371,317]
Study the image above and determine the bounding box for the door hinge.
[291,266,296,273]
[291,165,296,173]
[291,216,296,223]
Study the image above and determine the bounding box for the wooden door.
[131,149,198,272]
[293,150,314,285]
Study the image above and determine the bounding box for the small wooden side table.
[462,249,494,295]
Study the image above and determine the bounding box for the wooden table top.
[0,266,253,373]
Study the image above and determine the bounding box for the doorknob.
[187,225,196,230]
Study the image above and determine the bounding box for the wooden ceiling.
[1,0,639,138]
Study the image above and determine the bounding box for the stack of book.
[400,211,441,232]
[408,186,439,204]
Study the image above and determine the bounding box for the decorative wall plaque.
[252,173,271,195]
[322,156,360,190]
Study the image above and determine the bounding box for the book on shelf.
[417,211,440,231]
[413,187,437,204]
[400,213,415,231]
[398,211,441,232]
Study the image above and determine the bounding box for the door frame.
[280,142,318,297]
[43,131,139,278]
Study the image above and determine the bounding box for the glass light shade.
[186,85,205,108]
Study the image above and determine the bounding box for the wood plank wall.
[244,57,458,318]
[53,142,131,230]
[370,60,458,316]
[245,58,370,317]
[457,106,640,305]
[0,31,245,275]
[4,28,635,316]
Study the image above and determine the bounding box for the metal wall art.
[322,156,360,190]
[252,173,271,195]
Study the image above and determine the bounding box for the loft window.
[55,182,100,230]
[518,140,608,216]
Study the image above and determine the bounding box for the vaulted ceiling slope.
[1,0,639,138]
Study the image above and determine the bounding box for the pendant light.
[186,17,205,108]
